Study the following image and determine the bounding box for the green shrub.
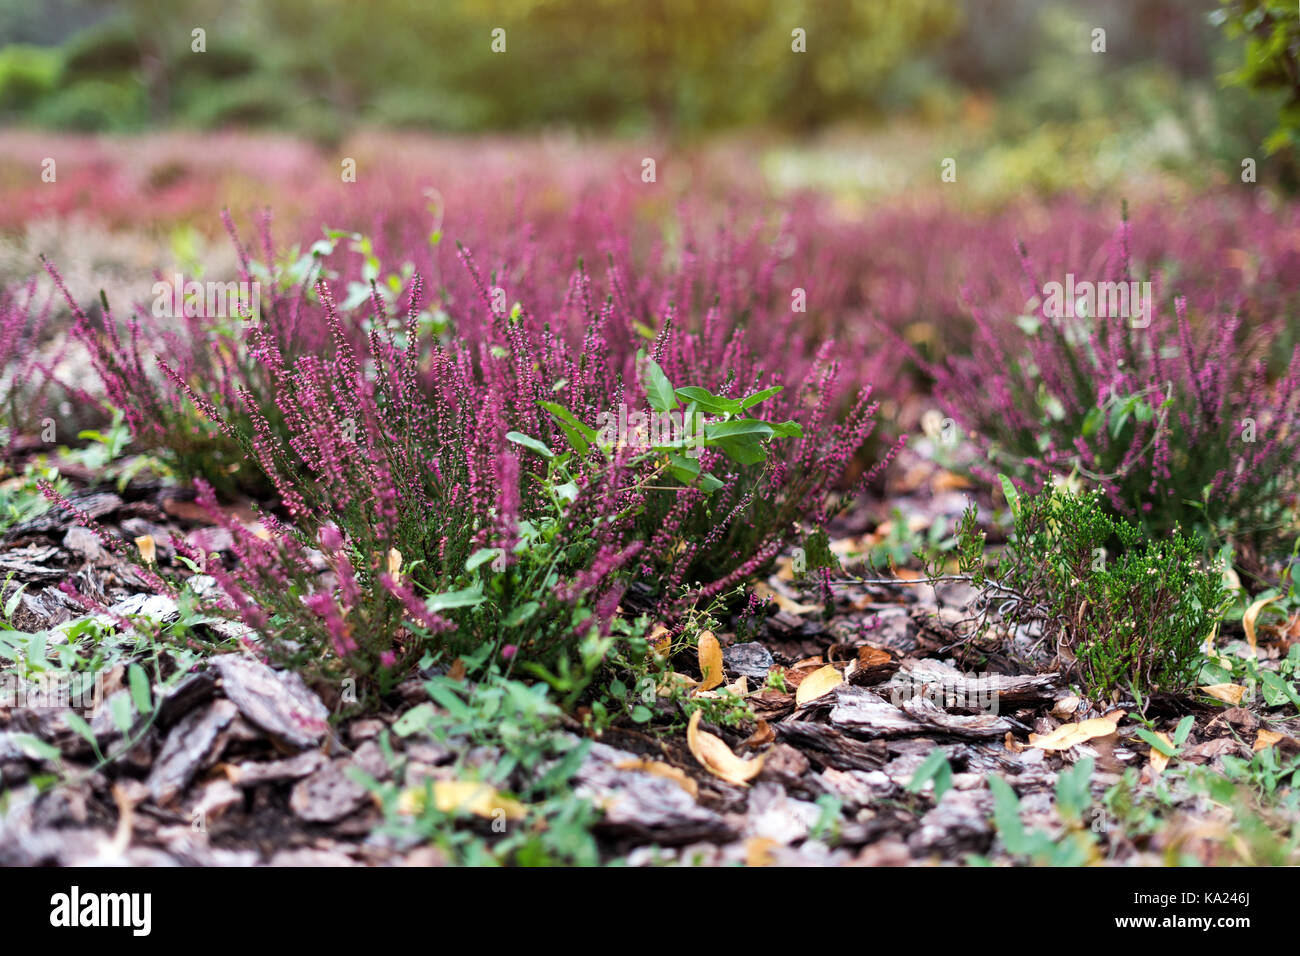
[958,481,1229,698]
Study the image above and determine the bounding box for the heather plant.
[956,482,1229,698]
[932,218,1300,557]
[69,263,835,698]
[0,279,66,451]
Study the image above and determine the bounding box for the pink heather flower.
[501,644,517,660]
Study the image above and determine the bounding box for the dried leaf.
[753,581,820,615]
[1028,710,1125,751]
[134,534,156,565]
[615,758,699,798]
[1243,595,1279,656]
[1149,731,1173,774]
[745,836,779,867]
[446,659,467,682]
[697,631,724,691]
[795,664,843,705]
[387,547,402,579]
[399,780,526,820]
[1200,683,1246,705]
[648,624,673,658]
[1004,731,1024,754]
[1050,695,1081,719]
[686,709,764,786]
[1255,728,1284,752]
[742,719,774,749]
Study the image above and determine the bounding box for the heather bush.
[0,278,67,450]
[932,218,1300,556]
[957,482,1229,698]
[56,245,886,697]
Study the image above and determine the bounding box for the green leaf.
[998,474,1020,515]
[426,587,486,612]
[1173,715,1195,747]
[705,419,774,441]
[698,472,725,493]
[110,693,133,735]
[714,438,768,466]
[644,360,678,412]
[64,711,100,751]
[538,401,597,457]
[392,703,436,736]
[3,582,27,620]
[988,774,1028,855]
[666,454,701,484]
[11,733,61,762]
[673,386,738,415]
[739,386,784,410]
[765,419,804,438]
[906,749,952,802]
[466,549,502,573]
[127,663,152,715]
[504,601,540,626]
[1135,727,1176,757]
[506,431,554,459]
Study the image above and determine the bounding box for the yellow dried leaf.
[387,547,402,579]
[615,758,699,798]
[686,710,764,786]
[1243,595,1279,657]
[1200,683,1246,705]
[753,581,820,615]
[746,836,779,867]
[648,624,672,658]
[1149,731,1173,774]
[398,781,526,820]
[134,534,156,565]
[697,630,724,691]
[1255,728,1284,752]
[1028,710,1125,751]
[795,664,843,705]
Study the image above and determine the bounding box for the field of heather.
[3,2,1300,912]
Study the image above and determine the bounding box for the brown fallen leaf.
[795,664,843,705]
[1149,731,1174,774]
[1004,731,1024,754]
[1243,595,1279,657]
[696,631,724,692]
[1200,683,1246,705]
[446,658,467,681]
[686,710,764,786]
[746,836,779,867]
[1028,710,1126,751]
[783,657,827,689]
[615,758,699,798]
[742,719,774,749]
[1255,728,1284,752]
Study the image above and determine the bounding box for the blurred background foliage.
[0,0,1297,191]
